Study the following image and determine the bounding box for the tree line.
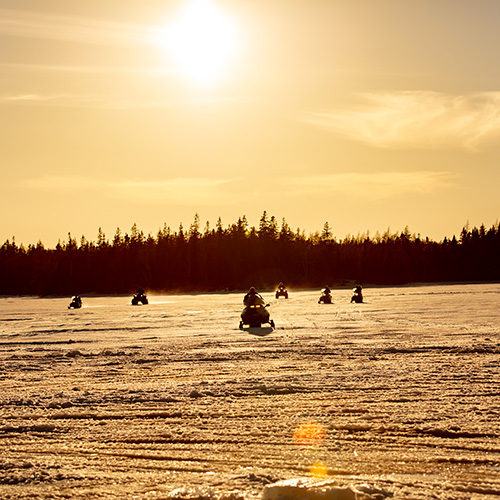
[1,212,499,296]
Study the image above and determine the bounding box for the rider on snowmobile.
[240,287,275,328]
[243,287,265,307]
[318,285,333,304]
[351,284,363,303]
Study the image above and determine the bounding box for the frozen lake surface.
[0,284,499,499]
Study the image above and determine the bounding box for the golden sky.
[2,0,500,246]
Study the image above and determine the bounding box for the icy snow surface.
[0,284,499,499]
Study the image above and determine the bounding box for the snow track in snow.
[0,284,499,499]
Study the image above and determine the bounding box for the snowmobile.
[318,288,332,304]
[132,289,148,305]
[68,296,82,309]
[275,284,288,299]
[240,303,275,329]
[351,285,363,303]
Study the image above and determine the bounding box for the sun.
[157,0,239,86]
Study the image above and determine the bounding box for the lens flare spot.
[293,422,326,446]
[310,462,328,478]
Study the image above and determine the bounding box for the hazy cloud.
[22,176,240,206]
[0,8,154,47]
[302,91,500,150]
[22,176,103,191]
[284,171,455,200]
[108,178,240,205]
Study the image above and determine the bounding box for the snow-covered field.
[0,284,499,499]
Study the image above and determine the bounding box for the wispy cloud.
[1,93,103,107]
[284,171,455,200]
[0,62,175,75]
[0,8,154,47]
[0,92,245,109]
[0,90,247,109]
[301,91,500,150]
[0,92,163,108]
[21,176,241,206]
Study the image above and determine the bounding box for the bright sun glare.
[157,0,239,86]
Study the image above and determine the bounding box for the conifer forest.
[1,212,499,296]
